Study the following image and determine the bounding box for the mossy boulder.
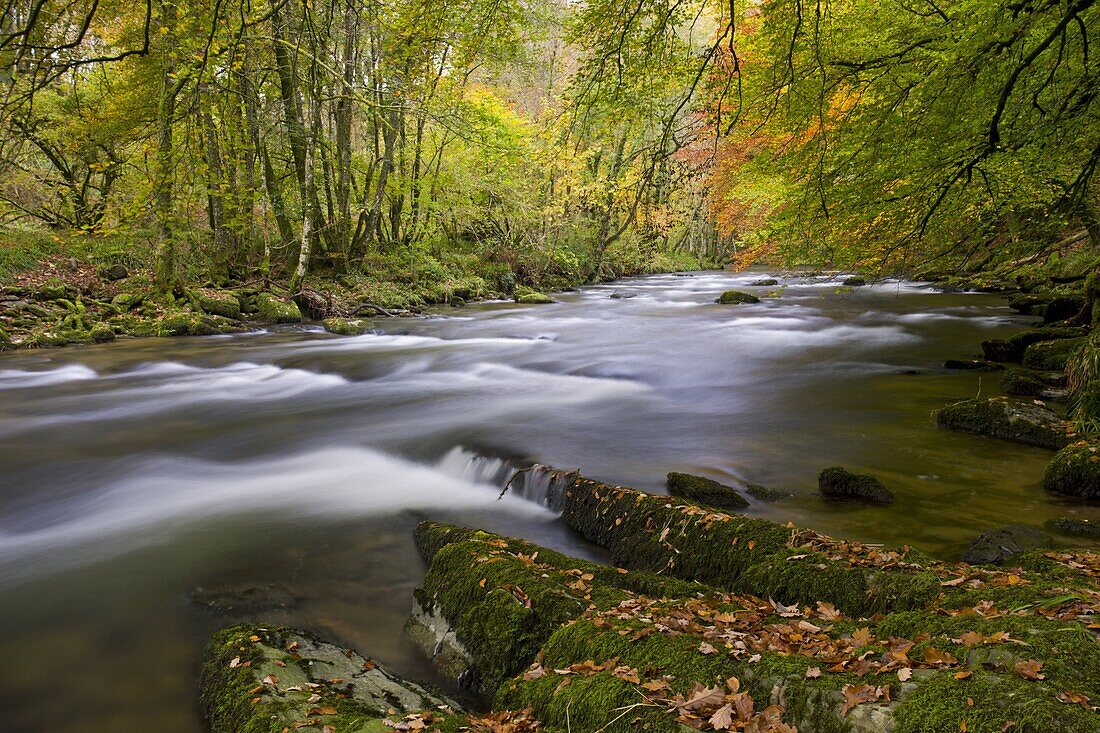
[513,289,554,305]
[843,275,867,286]
[960,525,1053,565]
[34,283,74,301]
[981,327,1087,362]
[256,293,302,323]
[89,323,115,343]
[751,277,779,286]
[745,482,794,502]
[1046,517,1100,538]
[110,292,143,311]
[666,472,749,510]
[0,326,10,349]
[1022,337,1087,371]
[935,397,1074,449]
[715,290,760,304]
[156,311,241,337]
[200,625,465,733]
[194,291,242,319]
[1043,440,1100,499]
[322,317,371,336]
[818,466,894,504]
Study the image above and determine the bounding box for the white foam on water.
[0,364,98,389]
[0,446,553,585]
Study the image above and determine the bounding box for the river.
[0,270,1096,732]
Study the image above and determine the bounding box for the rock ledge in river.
[715,290,761,304]
[935,396,1073,450]
[666,471,749,510]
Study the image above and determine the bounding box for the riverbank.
[0,230,709,350]
[201,476,1100,733]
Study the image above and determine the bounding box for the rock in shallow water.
[935,396,1074,450]
[818,466,894,504]
[1046,517,1100,538]
[961,525,1053,565]
[1043,440,1100,499]
[715,290,760,304]
[666,471,749,510]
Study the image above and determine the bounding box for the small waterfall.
[436,447,577,512]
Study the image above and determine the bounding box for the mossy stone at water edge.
[201,625,467,733]
[818,466,894,504]
[981,327,1087,362]
[944,359,1004,371]
[935,397,1074,449]
[1022,336,1087,371]
[1001,367,1066,398]
[322,317,371,336]
[513,288,554,304]
[193,290,242,319]
[715,289,760,304]
[1043,440,1100,499]
[843,275,867,286]
[666,471,749,510]
[256,293,302,323]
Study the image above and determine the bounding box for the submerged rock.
[256,293,302,323]
[943,359,1004,371]
[750,278,779,286]
[935,397,1073,449]
[715,290,761,304]
[744,482,794,502]
[666,472,749,510]
[322,317,371,336]
[1046,517,1100,538]
[961,525,1053,565]
[818,466,894,504]
[1022,336,1086,371]
[1043,440,1100,499]
[200,625,463,733]
[608,291,636,299]
[191,582,297,615]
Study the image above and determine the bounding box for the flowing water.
[1,270,1097,732]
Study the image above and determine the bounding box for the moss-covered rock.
[981,327,1087,362]
[194,291,242,319]
[110,292,143,311]
[818,466,894,504]
[843,275,867,286]
[561,478,938,616]
[1022,337,1087,371]
[935,397,1074,449]
[751,277,779,286]
[0,326,10,349]
[200,625,465,733]
[960,525,1053,565]
[1041,295,1086,324]
[715,290,760,304]
[408,521,699,697]
[256,293,302,323]
[513,289,554,305]
[89,323,115,343]
[322,317,371,336]
[666,472,749,510]
[1043,440,1100,499]
[156,311,241,337]
[744,482,794,502]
